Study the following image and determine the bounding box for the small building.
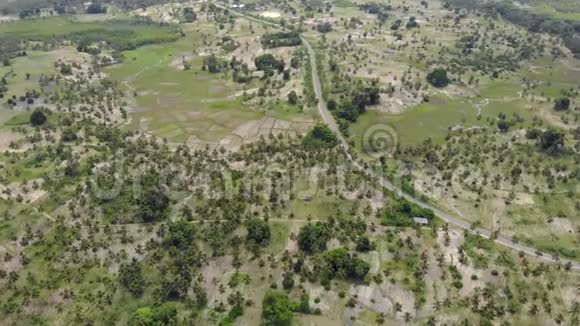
[413,217,429,225]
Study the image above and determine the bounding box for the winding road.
[219,4,580,270]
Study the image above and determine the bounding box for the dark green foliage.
[65,23,180,52]
[526,128,541,139]
[449,265,463,289]
[261,290,293,326]
[287,91,298,105]
[302,124,339,149]
[183,7,197,23]
[359,2,390,21]
[61,128,77,142]
[137,188,169,222]
[282,272,294,290]
[355,236,374,252]
[497,119,510,133]
[539,129,565,155]
[30,109,47,126]
[297,222,330,253]
[254,54,285,72]
[322,248,370,281]
[165,221,196,248]
[390,19,402,30]
[247,219,271,245]
[119,259,145,296]
[444,0,580,56]
[426,68,449,87]
[327,98,337,111]
[129,303,178,326]
[203,54,227,73]
[554,97,570,111]
[333,85,380,124]
[383,199,435,226]
[261,32,301,49]
[316,22,333,33]
[64,160,80,177]
[406,16,419,29]
[290,293,311,313]
[219,305,243,326]
[86,3,106,14]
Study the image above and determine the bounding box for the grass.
[266,222,289,255]
[107,33,258,143]
[106,22,310,144]
[3,112,30,126]
[334,0,357,8]
[0,16,179,46]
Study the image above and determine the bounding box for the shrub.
[261,290,293,326]
[302,124,339,149]
[30,109,47,126]
[554,97,570,111]
[247,219,271,245]
[426,68,450,87]
[297,222,330,253]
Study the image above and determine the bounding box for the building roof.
[413,217,429,225]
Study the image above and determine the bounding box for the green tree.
[129,303,178,326]
[165,221,196,248]
[247,219,271,245]
[30,109,47,126]
[137,188,169,222]
[554,97,570,111]
[261,290,293,326]
[183,7,197,22]
[287,91,298,105]
[302,124,339,149]
[255,54,275,70]
[426,68,450,87]
[297,222,330,253]
[119,259,145,296]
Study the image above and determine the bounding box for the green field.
[106,19,312,144]
[0,16,179,45]
[350,94,531,150]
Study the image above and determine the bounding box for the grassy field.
[0,16,179,43]
[0,47,82,100]
[350,95,531,149]
[105,18,313,145]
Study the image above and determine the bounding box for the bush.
[297,222,330,253]
[129,303,177,326]
[86,3,107,14]
[302,124,339,149]
[30,109,47,126]
[323,248,370,281]
[554,97,570,111]
[119,259,144,296]
[426,68,450,87]
[255,54,284,72]
[261,32,302,48]
[287,91,298,105]
[164,221,196,248]
[136,188,169,222]
[247,219,271,245]
[261,290,293,326]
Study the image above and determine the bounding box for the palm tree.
[375,312,385,325]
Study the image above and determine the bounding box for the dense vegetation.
[445,0,580,56]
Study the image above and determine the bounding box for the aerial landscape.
[0,0,578,324]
